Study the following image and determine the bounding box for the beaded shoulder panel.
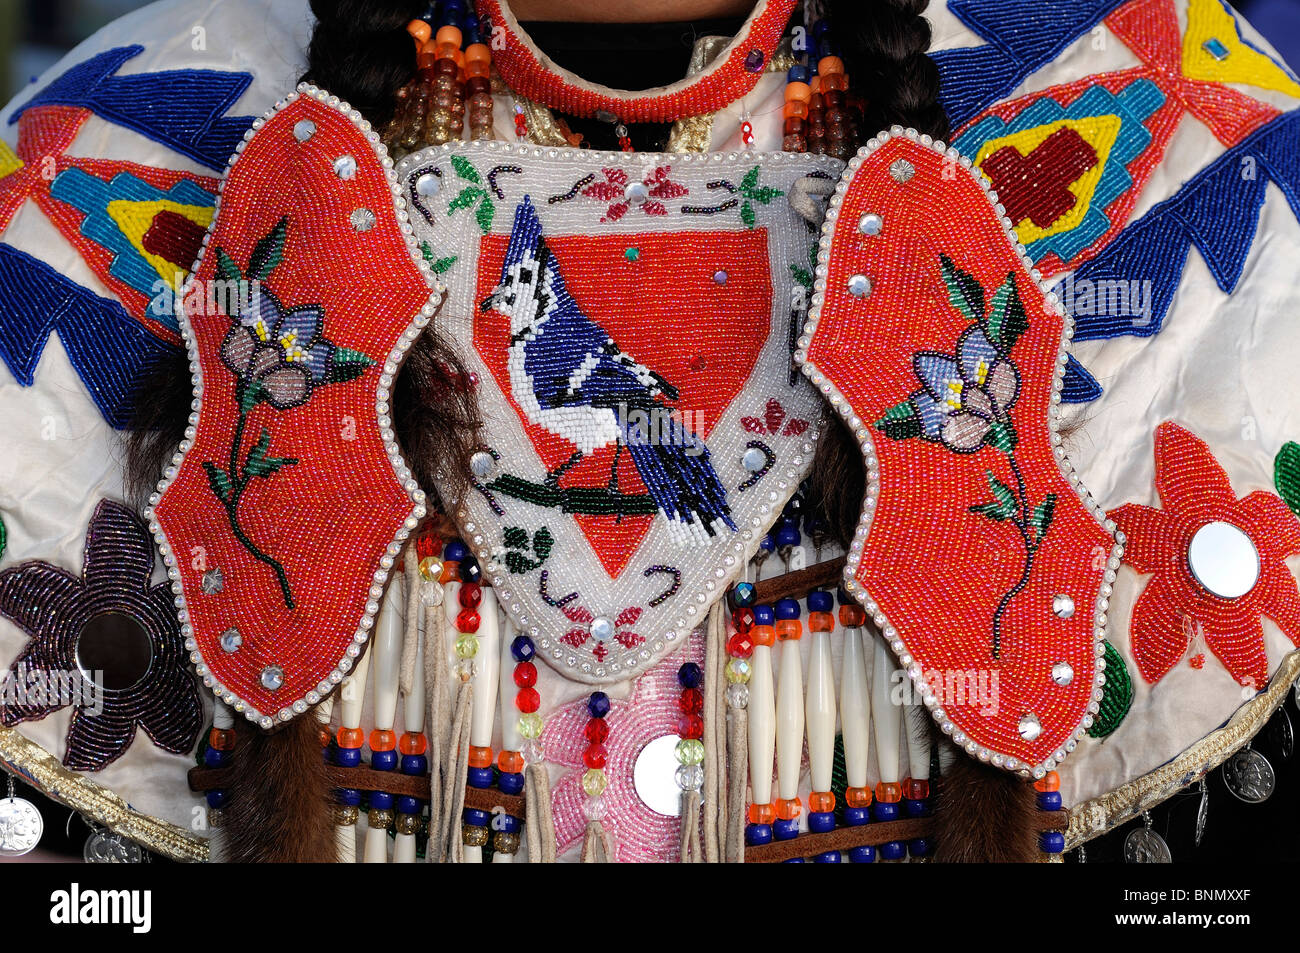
[797,128,1122,775]
[149,86,439,727]
[396,143,840,682]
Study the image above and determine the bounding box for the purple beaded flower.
[0,500,201,771]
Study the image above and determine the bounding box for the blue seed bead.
[807,590,833,613]
[466,765,494,788]
[909,837,931,858]
[773,818,800,840]
[753,603,775,625]
[814,850,842,863]
[459,558,481,583]
[849,844,876,863]
[880,840,906,861]
[401,753,428,776]
[444,540,469,562]
[335,746,362,768]
[677,662,702,689]
[808,810,836,833]
[745,823,773,846]
[1040,831,1066,854]
[786,63,811,83]
[205,789,227,809]
[463,807,489,827]
[497,814,521,834]
[511,635,535,662]
[587,691,611,718]
[337,788,361,806]
[498,771,525,796]
[203,746,227,768]
[371,749,398,772]
[1037,790,1063,812]
[732,581,756,607]
[904,797,929,818]
[775,597,801,620]
[397,795,420,814]
[842,805,870,826]
[370,791,394,811]
[872,800,899,822]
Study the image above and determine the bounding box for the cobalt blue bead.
[744,823,773,846]
[872,800,899,822]
[400,753,428,776]
[812,19,832,37]
[466,766,494,788]
[587,692,611,718]
[807,810,836,833]
[371,749,398,772]
[1037,790,1063,812]
[904,797,929,818]
[786,64,811,84]
[511,635,535,662]
[909,837,931,858]
[1040,831,1066,854]
[880,840,906,861]
[732,581,756,607]
[759,534,775,553]
[498,771,525,796]
[205,789,227,809]
[335,747,362,768]
[463,807,489,827]
[814,850,842,863]
[459,558,481,583]
[782,857,806,864]
[370,791,394,811]
[337,788,361,806]
[842,806,870,826]
[677,662,702,689]
[497,814,521,834]
[775,597,800,620]
[774,525,800,548]
[807,590,833,613]
[444,540,469,562]
[397,796,420,814]
[773,818,800,840]
[849,844,876,863]
[203,746,227,768]
[753,603,775,625]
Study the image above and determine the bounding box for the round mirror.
[76,612,153,691]
[1187,521,1260,599]
[633,734,685,817]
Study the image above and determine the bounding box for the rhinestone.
[415,172,440,196]
[333,155,358,179]
[847,273,872,297]
[1052,594,1075,619]
[260,665,284,691]
[889,159,915,183]
[743,49,765,73]
[469,451,495,478]
[1018,712,1042,741]
[219,627,242,653]
[201,567,224,594]
[293,119,316,142]
[713,269,728,285]
[350,208,376,232]
[742,446,767,472]
[859,213,883,236]
[1051,661,1074,686]
[589,616,615,642]
[625,181,649,205]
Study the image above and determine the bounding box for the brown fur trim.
[932,755,1041,862]
[220,716,338,863]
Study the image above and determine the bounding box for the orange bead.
[1035,771,1060,793]
[838,604,866,627]
[845,785,873,808]
[817,55,845,76]
[875,781,902,804]
[464,42,491,65]
[369,729,396,752]
[747,802,775,825]
[775,618,802,641]
[820,72,849,92]
[336,726,363,749]
[435,25,463,48]
[436,42,459,60]
[439,560,459,583]
[809,611,834,633]
[417,51,438,70]
[784,80,811,103]
[208,728,236,751]
[751,624,776,647]
[809,75,822,94]
[399,732,427,756]
[465,59,491,79]
[775,797,802,820]
[468,745,493,769]
[407,20,431,44]
[808,791,835,813]
[498,750,525,774]
[781,100,809,120]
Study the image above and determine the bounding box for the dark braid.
[808,0,949,545]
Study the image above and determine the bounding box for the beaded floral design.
[0,500,201,771]
[206,218,375,608]
[1110,423,1300,687]
[560,604,644,661]
[577,165,687,222]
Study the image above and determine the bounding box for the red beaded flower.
[1110,422,1300,687]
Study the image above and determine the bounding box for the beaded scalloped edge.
[143,83,445,729]
[394,139,840,683]
[793,125,1127,778]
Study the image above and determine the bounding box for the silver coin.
[1124,826,1172,863]
[1271,708,1294,761]
[84,828,144,863]
[1222,748,1275,803]
[0,796,43,856]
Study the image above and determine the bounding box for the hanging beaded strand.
[676,662,706,816]
[582,691,612,832]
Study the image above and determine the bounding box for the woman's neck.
[504,0,759,22]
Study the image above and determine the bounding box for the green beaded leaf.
[448,186,485,213]
[971,470,1018,521]
[475,194,496,234]
[746,186,784,205]
[985,272,1028,352]
[244,428,298,478]
[1030,493,1057,535]
[248,216,287,281]
[532,526,554,560]
[874,400,922,441]
[214,248,242,284]
[202,462,233,502]
[986,419,1018,452]
[450,154,481,184]
[791,264,813,290]
[939,253,985,323]
[503,526,530,549]
[740,201,756,229]
[1087,640,1134,738]
[1276,441,1300,518]
[740,165,760,192]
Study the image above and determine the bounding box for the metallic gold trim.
[667,37,796,153]
[1067,649,1300,847]
[0,727,208,862]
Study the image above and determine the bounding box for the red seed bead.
[728,631,755,658]
[369,729,397,752]
[1035,771,1060,793]
[677,714,704,739]
[584,718,609,744]
[456,608,480,632]
[583,744,608,769]
[336,726,363,749]
[516,687,540,713]
[845,785,873,808]
[809,610,834,632]
[513,661,537,688]
[498,750,524,774]
[875,781,902,804]
[775,797,802,820]
[459,582,482,608]
[839,604,867,627]
[747,802,775,825]
[904,778,930,799]
[208,728,236,751]
[678,688,704,714]
[399,731,428,756]
[751,624,776,647]
[808,791,835,813]
[468,744,493,768]
[732,607,755,632]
